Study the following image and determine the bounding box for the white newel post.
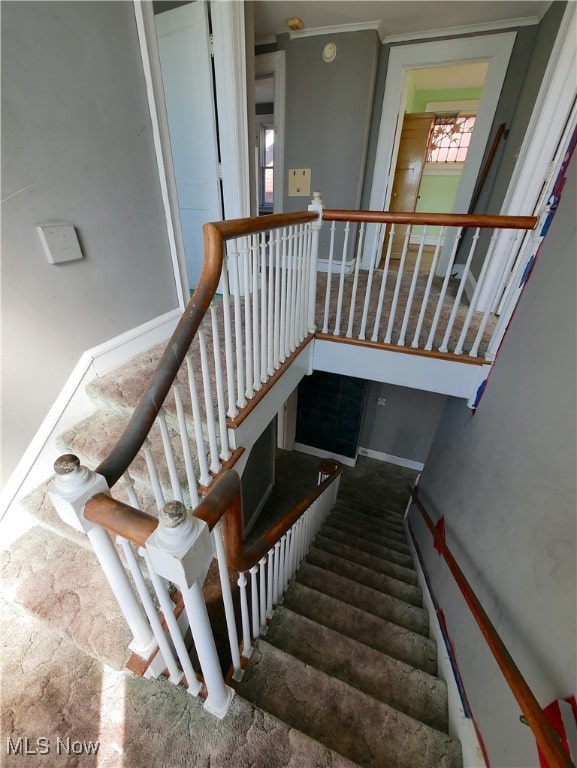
[307,191,324,333]
[145,500,234,719]
[47,454,156,658]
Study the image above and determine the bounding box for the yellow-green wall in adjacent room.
[406,86,483,113]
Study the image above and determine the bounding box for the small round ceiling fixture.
[322,42,337,63]
[287,17,304,31]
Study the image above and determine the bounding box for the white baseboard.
[0,308,181,519]
[358,447,424,471]
[293,442,357,467]
[406,523,488,768]
[317,258,355,275]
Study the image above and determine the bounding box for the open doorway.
[255,52,285,214]
[384,61,489,271]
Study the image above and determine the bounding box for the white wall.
[1,1,178,485]
[409,150,576,765]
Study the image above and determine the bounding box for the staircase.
[238,493,463,768]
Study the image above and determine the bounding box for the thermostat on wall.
[37,223,84,264]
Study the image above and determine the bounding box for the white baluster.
[384,225,412,344]
[209,303,231,462]
[346,222,366,338]
[398,226,427,346]
[266,548,274,619]
[267,232,275,376]
[273,230,282,369]
[293,227,304,345]
[173,383,200,508]
[213,522,242,680]
[142,439,165,510]
[142,549,202,695]
[455,231,501,356]
[411,227,445,349]
[322,221,337,334]
[242,237,254,400]
[260,232,268,382]
[371,223,395,342]
[198,327,221,475]
[230,244,247,410]
[185,355,211,487]
[120,537,182,683]
[439,227,481,353]
[259,557,267,634]
[250,565,259,639]
[251,235,261,392]
[283,529,292,591]
[273,540,281,605]
[48,455,156,659]
[287,227,297,352]
[238,571,252,658]
[360,224,386,340]
[122,471,140,510]
[220,251,238,420]
[425,227,463,351]
[157,410,183,502]
[279,533,288,594]
[279,228,288,363]
[334,222,351,336]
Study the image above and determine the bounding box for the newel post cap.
[145,500,212,591]
[48,453,110,534]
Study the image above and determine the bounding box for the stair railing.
[317,210,538,361]
[408,486,575,768]
[221,459,342,659]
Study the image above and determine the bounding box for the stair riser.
[327,514,411,555]
[306,547,422,607]
[334,502,406,530]
[296,562,429,636]
[315,534,419,586]
[321,524,415,569]
[267,607,449,732]
[330,507,409,540]
[284,583,437,676]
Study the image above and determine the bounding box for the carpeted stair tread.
[320,522,415,569]
[57,410,203,511]
[327,513,411,554]
[266,606,448,732]
[283,581,437,675]
[238,641,462,768]
[306,546,422,607]
[2,602,358,768]
[333,500,406,530]
[330,506,410,543]
[315,532,419,586]
[296,561,428,636]
[0,525,131,669]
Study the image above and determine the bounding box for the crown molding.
[382,15,541,45]
[289,19,385,42]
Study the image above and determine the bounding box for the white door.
[156,3,222,289]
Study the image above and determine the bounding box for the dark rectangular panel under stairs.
[238,498,463,768]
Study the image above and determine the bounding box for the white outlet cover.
[288,168,311,197]
[37,223,83,264]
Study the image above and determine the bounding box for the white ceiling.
[252,1,551,43]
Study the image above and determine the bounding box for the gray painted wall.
[279,29,379,214]
[409,151,576,765]
[359,383,447,465]
[1,2,178,485]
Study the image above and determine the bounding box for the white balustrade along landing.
[317,209,537,362]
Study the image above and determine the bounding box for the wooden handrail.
[84,470,242,546]
[223,462,342,573]
[323,209,538,230]
[408,486,575,768]
[95,211,318,488]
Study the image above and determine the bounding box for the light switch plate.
[288,168,311,197]
[37,223,83,264]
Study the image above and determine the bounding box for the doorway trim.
[133,0,250,299]
[365,33,516,272]
[255,51,286,214]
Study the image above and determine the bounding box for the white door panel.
[156,2,222,289]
